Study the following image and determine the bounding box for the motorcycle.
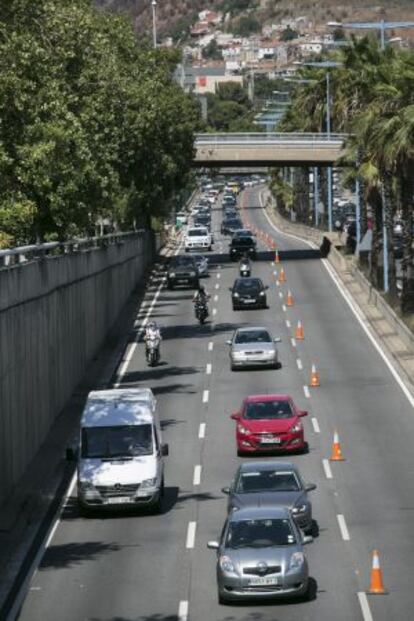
[195,300,208,325]
[239,259,251,277]
[145,335,161,366]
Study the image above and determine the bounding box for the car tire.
[237,449,246,457]
[151,479,164,514]
[230,363,237,372]
[218,591,229,606]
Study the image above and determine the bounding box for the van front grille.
[96,484,138,497]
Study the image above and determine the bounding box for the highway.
[14,187,414,620]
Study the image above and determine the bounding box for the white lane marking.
[286,320,291,328]
[186,521,197,548]
[216,273,221,279]
[311,417,320,433]
[337,514,351,541]
[273,270,277,275]
[214,294,219,302]
[303,385,310,398]
[193,465,202,485]
[203,390,209,403]
[323,459,333,479]
[114,342,137,386]
[215,283,220,290]
[276,280,280,287]
[199,423,206,438]
[212,308,217,316]
[206,363,212,375]
[282,304,287,312]
[279,291,283,298]
[323,259,414,408]
[259,192,414,409]
[208,341,214,351]
[291,338,297,348]
[178,601,189,621]
[296,358,303,370]
[357,593,374,621]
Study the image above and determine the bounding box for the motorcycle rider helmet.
[147,321,157,330]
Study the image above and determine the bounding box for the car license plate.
[178,279,188,283]
[107,497,132,504]
[243,299,256,304]
[261,437,281,444]
[249,576,278,586]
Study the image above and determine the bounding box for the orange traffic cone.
[310,363,320,387]
[368,550,387,594]
[279,268,286,283]
[329,430,345,461]
[275,250,280,263]
[286,290,294,306]
[295,320,305,340]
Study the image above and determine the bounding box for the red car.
[231,394,308,456]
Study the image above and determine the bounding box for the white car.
[185,227,213,252]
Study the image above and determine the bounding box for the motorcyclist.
[144,321,161,355]
[193,285,210,315]
[239,252,251,275]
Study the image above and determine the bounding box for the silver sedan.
[227,327,281,371]
[208,506,312,604]
[222,461,316,533]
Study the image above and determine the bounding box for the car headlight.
[219,555,236,573]
[291,421,303,433]
[237,424,250,435]
[259,291,266,296]
[189,271,196,277]
[292,504,307,514]
[290,551,305,569]
[169,272,176,278]
[233,292,240,298]
[140,478,157,488]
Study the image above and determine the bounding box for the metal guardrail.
[195,132,347,146]
[0,231,146,269]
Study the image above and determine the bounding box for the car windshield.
[235,279,261,292]
[236,471,301,493]
[81,424,153,458]
[226,519,296,549]
[234,330,271,344]
[244,400,293,420]
[172,256,195,267]
[188,229,207,236]
[233,238,253,246]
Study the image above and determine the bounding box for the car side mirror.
[231,412,240,421]
[221,486,230,495]
[207,541,219,550]
[66,447,77,462]
[299,410,308,417]
[305,483,317,492]
[273,337,281,343]
[162,443,169,457]
[302,535,313,545]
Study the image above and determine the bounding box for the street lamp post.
[151,0,157,49]
[327,20,414,51]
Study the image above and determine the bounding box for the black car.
[222,196,237,207]
[195,214,211,228]
[223,206,238,218]
[167,255,199,290]
[221,217,243,235]
[230,277,268,310]
[229,235,257,261]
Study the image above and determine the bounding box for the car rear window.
[234,330,271,344]
[172,256,196,267]
[244,400,293,420]
[236,471,300,493]
[232,237,254,246]
[188,229,207,236]
[235,279,261,291]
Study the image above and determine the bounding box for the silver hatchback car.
[227,327,281,371]
[208,506,312,604]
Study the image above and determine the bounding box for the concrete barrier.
[0,231,154,505]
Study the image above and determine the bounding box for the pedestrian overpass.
[194,133,347,168]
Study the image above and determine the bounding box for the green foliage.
[280,27,298,41]
[205,81,257,132]
[233,15,261,37]
[202,39,223,61]
[0,0,199,245]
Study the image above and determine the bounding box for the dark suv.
[167,255,199,290]
[230,277,268,310]
[229,235,256,261]
[221,217,243,235]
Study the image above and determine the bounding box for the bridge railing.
[0,231,146,268]
[195,132,348,145]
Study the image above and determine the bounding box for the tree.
[233,15,261,37]
[280,27,298,42]
[202,39,222,61]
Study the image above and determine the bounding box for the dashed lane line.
[208,342,214,351]
[337,514,351,541]
[357,593,374,621]
[311,417,320,433]
[296,358,303,370]
[178,601,189,621]
[198,423,206,439]
[186,522,197,549]
[303,385,310,398]
[291,338,297,348]
[206,363,212,375]
[202,390,209,404]
[323,459,333,479]
[286,320,291,329]
[193,465,202,486]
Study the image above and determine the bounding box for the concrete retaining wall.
[0,232,154,505]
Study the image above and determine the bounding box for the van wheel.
[152,480,164,514]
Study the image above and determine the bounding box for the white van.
[72,388,168,513]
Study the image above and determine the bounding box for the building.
[174,65,243,94]
[198,10,223,25]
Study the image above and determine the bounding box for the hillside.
[95,0,414,42]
